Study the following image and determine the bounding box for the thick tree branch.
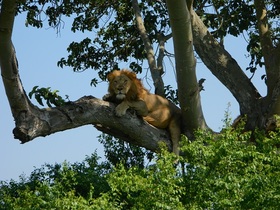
[131,0,165,96]
[191,10,261,115]
[13,97,172,152]
[166,0,208,133]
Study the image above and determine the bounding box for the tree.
[0,0,280,152]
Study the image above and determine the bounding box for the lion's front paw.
[102,93,111,101]
[115,103,129,117]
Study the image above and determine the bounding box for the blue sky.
[0,13,266,181]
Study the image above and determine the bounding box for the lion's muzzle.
[116,93,126,100]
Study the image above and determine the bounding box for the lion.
[103,69,181,155]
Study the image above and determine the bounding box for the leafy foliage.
[28,86,68,107]
[182,128,280,209]
[164,84,179,105]
[246,32,265,76]
[101,150,184,210]
[15,0,168,80]
[98,133,154,169]
[2,128,280,209]
[0,152,110,209]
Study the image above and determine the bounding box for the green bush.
[1,128,280,209]
[182,128,280,209]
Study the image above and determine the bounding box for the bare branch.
[131,0,165,96]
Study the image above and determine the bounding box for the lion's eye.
[124,80,127,84]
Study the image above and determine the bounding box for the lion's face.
[109,74,132,100]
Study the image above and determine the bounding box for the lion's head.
[107,70,147,101]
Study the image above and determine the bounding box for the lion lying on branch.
[103,69,181,155]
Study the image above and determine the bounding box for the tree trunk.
[166,0,208,135]
[191,10,261,115]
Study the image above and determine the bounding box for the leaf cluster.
[195,0,255,38]
[28,86,68,107]
[57,0,170,80]
[164,84,179,105]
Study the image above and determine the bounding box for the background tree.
[0,0,280,152]
[1,128,280,209]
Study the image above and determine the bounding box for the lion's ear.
[125,70,137,80]
[107,71,116,82]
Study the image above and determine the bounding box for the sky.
[0,12,267,181]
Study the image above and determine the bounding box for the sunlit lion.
[103,69,181,155]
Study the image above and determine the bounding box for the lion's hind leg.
[168,117,181,156]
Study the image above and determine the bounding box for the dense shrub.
[1,128,280,209]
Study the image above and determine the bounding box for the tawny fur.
[103,69,181,155]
